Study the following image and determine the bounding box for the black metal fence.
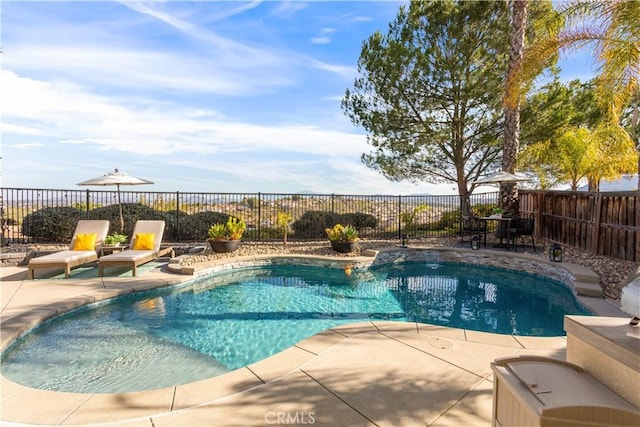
[0,187,499,244]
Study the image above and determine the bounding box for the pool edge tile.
[60,387,175,425]
[172,368,264,411]
[295,328,349,355]
[329,321,378,337]
[247,345,317,384]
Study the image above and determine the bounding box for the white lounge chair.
[98,220,168,277]
[27,220,110,279]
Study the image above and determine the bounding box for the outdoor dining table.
[478,216,514,249]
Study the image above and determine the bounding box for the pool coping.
[0,246,629,426]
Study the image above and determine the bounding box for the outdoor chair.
[27,220,110,279]
[506,217,536,252]
[460,216,487,248]
[98,220,170,277]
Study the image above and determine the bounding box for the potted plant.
[207,217,246,253]
[490,206,504,218]
[104,233,128,247]
[325,224,359,253]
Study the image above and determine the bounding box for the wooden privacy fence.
[519,190,639,263]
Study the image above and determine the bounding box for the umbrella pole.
[117,184,124,233]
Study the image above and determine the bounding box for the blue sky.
[2,1,597,195]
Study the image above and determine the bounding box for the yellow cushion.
[73,233,97,251]
[133,233,155,250]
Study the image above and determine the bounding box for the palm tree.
[586,123,638,190]
[518,124,637,190]
[501,0,528,217]
[522,0,640,187]
[626,89,640,187]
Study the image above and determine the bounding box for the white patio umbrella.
[474,171,529,185]
[77,168,154,233]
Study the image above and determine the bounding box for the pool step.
[564,263,599,283]
[574,281,603,297]
[560,263,602,297]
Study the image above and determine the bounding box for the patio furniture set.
[460,215,536,252]
[26,220,171,279]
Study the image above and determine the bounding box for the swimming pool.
[1,261,590,393]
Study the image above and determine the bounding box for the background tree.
[585,124,638,190]
[621,88,640,188]
[518,124,637,190]
[520,79,601,148]
[342,0,510,216]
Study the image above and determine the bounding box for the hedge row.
[21,204,380,242]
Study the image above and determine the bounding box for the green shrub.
[88,203,163,236]
[178,211,230,241]
[244,197,259,210]
[428,209,461,232]
[338,212,378,230]
[291,210,341,239]
[21,207,85,242]
[472,203,496,218]
[160,210,190,241]
[427,205,495,234]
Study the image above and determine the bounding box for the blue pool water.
[1,262,590,393]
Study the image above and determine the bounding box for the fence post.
[85,189,90,218]
[176,191,180,242]
[592,192,602,255]
[636,196,640,263]
[398,195,402,239]
[258,192,262,241]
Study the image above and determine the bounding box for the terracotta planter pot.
[209,240,241,253]
[330,241,358,253]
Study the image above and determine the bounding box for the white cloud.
[5,4,357,97]
[311,36,331,44]
[307,58,355,78]
[3,70,368,158]
[311,27,336,44]
[269,1,309,18]
[2,143,43,150]
[9,42,294,96]
[122,1,265,56]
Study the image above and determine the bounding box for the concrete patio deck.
[0,254,629,426]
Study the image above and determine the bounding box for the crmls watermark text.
[264,411,316,425]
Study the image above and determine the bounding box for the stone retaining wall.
[172,247,584,300]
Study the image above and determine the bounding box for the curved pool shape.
[1,262,590,393]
